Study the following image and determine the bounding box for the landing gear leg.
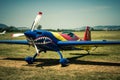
[25,51,42,64]
[57,51,69,67]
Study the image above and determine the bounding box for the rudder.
[83,26,91,41]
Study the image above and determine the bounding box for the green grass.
[0,31,120,80]
[0,66,119,80]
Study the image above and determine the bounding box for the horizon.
[0,0,120,29]
[1,23,120,31]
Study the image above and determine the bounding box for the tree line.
[0,24,42,32]
[0,23,120,32]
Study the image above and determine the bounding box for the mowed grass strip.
[0,31,120,80]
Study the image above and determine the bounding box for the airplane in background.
[0,30,6,35]
[0,12,120,67]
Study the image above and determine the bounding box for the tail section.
[2,31,6,34]
[83,26,91,41]
[0,30,6,34]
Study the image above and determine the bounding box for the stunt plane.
[0,12,120,66]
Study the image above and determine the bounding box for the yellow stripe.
[51,32,67,41]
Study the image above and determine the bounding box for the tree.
[37,25,42,30]
[7,26,18,32]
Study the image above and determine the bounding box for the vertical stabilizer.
[2,31,6,34]
[0,30,6,35]
[83,26,91,41]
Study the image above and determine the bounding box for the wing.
[57,40,120,46]
[0,40,29,45]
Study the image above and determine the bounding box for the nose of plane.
[24,30,36,39]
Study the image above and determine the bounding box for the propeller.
[30,12,43,54]
[28,12,43,54]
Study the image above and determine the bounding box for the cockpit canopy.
[61,32,80,41]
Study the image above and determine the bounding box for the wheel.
[25,57,34,64]
[59,58,69,67]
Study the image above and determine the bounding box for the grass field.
[0,31,120,80]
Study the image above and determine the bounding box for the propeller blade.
[12,33,24,37]
[33,42,39,54]
[31,12,42,31]
[31,38,39,54]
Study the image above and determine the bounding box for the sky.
[0,0,120,29]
